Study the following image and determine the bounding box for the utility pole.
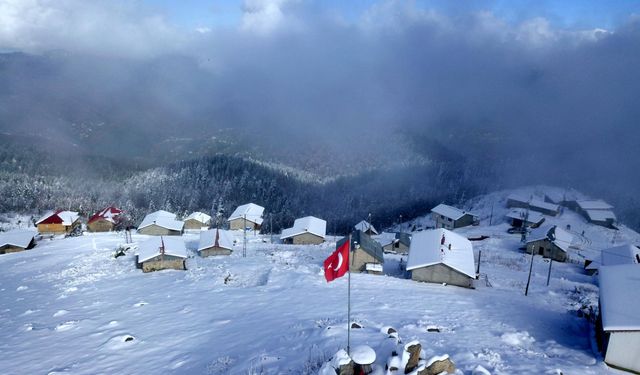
[243,214,247,258]
[546,258,553,286]
[399,214,403,232]
[476,249,482,275]
[489,202,494,226]
[270,214,273,244]
[525,246,535,296]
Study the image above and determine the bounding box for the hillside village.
[0,186,639,374]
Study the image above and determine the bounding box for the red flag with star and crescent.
[324,238,350,282]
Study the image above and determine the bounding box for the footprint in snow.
[53,310,69,317]
[55,321,79,332]
[102,334,137,350]
[133,301,148,307]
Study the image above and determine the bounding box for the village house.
[505,209,545,228]
[198,228,234,257]
[183,212,212,230]
[574,200,616,228]
[87,207,122,232]
[346,230,384,274]
[526,225,573,262]
[506,194,560,216]
[0,230,37,254]
[598,264,640,374]
[431,203,479,229]
[406,228,476,288]
[354,220,378,236]
[137,210,184,236]
[136,236,187,272]
[381,232,411,254]
[35,210,81,235]
[228,203,265,231]
[586,244,640,275]
[280,216,327,245]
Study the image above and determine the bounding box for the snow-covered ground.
[1,187,638,374]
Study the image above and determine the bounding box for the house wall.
[141,255,186,272]
[526,240,567,262]
[229,218,260,231]
[137,224,182,236]
[605,331,640,373]
[200,247,232,257]
[88,219,114,232]
[454,214,476,229]
[184,219,209,230]
[411,263,473,288]
[287,232,324,245]
[433,213,455,230]
[37,221,79,234]
[350,248,381,273]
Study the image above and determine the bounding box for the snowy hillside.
[1,186,638,374]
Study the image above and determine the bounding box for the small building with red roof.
[36,210,81,235]
[87,207,123,232]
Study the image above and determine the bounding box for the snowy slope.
[1,186,638,374]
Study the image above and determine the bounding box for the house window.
[636,254,640,263]
[538,246,544,255]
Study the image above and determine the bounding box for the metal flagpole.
[347,233,352,356]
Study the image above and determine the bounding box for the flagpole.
[347,233,351,356]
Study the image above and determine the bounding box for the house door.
[538,246,544,255]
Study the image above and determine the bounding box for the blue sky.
[143,0,639,30]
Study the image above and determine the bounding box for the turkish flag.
[324,239,350,282]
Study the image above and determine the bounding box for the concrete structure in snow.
[137,210,184,236]
[280,216,326,245]
[36,210,81,235]
[406,228,476,288]
[184,212,212,230]
[431,203,479,230]
[228,203,265,231]
[136,236,187,272]
[87,207,122,232]
[598,264,640,374]
[344,230,384,274]
[526,225,573,262]
[0,230,36,254]
[198,228,234,257]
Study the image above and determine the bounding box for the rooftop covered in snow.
[88,207,122,224]
[431,203,477,220]
[137,236,187,263]
[577,200,614,210]
[0,230,36,249]
[198,228,234,251]
[406,228,475,278]
[505,209,544,224]
[228,203,265,225]
[354,220,378,235]
[138,210,184,232]
[527,225,574,252]
[601,244,640,266]
[585,209,616,222]
[185,212,212,224]
[35,210,80,226]
[599,264,640,331]
[280,216,326,240]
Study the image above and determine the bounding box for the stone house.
[137,210,184,236]
[346,230,384,274]
[228,203,265,231]
[381,232,411,255]
[136,236,187,272]
[431,204,479,230]
[280,216,326,245]
[0,230,36,254]
[184,212,212,230]
[198,228,234,257]
[526,225,573,262]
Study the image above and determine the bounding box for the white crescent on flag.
[334,252,343,271]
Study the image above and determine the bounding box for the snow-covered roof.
[365,263,383,272]
[506,194,558,213]
[601,244,640,266]
[138,210,184,232]
[585,209,616,222]
[228,203,264,225]
[354,220,378,235]
[505,209,544,224]
[198,228,234,251]
[431,203,477,220]
[35,210,80,226]
[406,228,475,278]
[527,225,574,252]
[185,212,212,224]
[577,200,613,210]
[88,207,122,224]
[0,230,36,249]
[137,236,187,263]
[280,216,326,240]
[599,264,640,331]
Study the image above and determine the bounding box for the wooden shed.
[526,225,573,262]
[137,210,184,236]
[136,236,187,272]
[431,204,479,230]
[87,207,122,232]
[36,210,81,235]
[406,228,476,288]
[280,216,327,245]
[345,230,384,274]
[0,230,36,254]
[381,232,411,254]
[228,203,264,231]
[198,228,234,257]
[598,264,640,373]
[184,212,212,230]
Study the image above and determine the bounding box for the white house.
[280,216,327,245]
[228,203,265,231]
[406,228,476,288]
[431,203,479,229]
[198,228,234,256]
[137,210,184,236]
[598,264,640,373]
